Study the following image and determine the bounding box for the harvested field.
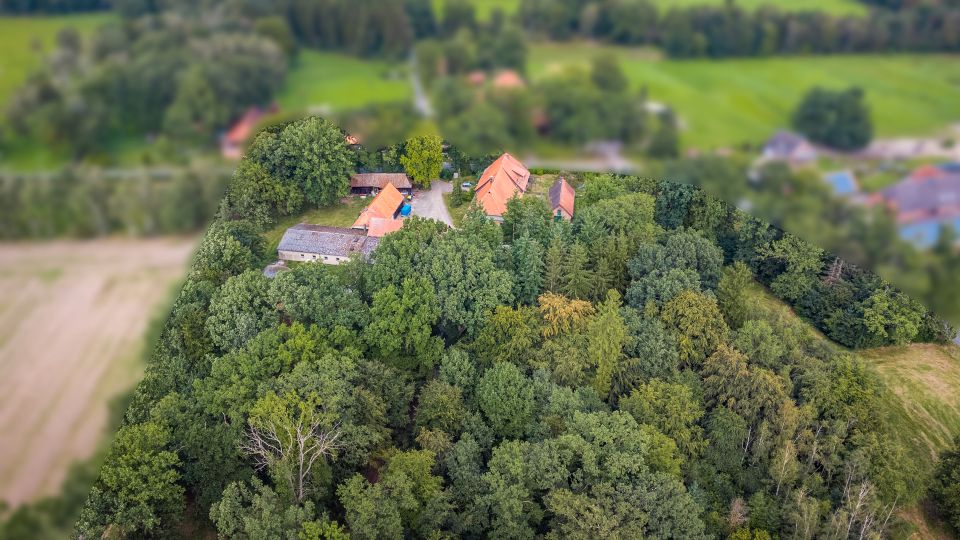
[0,237,195,508]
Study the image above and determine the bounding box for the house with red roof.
[474,153,530,221]
[548,177,575,221]
[353,183,405,230]
[221,106,277,159]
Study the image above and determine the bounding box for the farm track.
[0,237,195,508]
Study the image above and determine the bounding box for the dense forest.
[66,116,954,539]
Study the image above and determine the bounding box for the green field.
[529,42,960,148]
[649,0,866,15]
[432,0,521,20]
[278,50,411,113]
[431,0,864,19]
[0,14,112,121]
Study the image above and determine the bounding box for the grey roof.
[882,169,960,219]
[278,224,380,258]
[764,130,809,157]
[350,173,413,190]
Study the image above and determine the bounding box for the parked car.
[461,182,473,189]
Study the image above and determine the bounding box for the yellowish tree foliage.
[538,292,595,339]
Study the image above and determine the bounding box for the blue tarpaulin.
[400,204,412,217]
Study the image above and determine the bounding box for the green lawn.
[431,0,521,20]
[442,192,471,227]
[277,50,411,113]
[649,0,866,15]
[431,0,864,19]
[0,14,113,122]
[262,198,370,254]
[529,42,960,149]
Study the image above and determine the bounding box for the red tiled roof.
[493,70,525,89]
[367,217,405,238]
[353,184,405,229]
[548,177,575,218]
[224,108,264,145]
[475,153,530,218]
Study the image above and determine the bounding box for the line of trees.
[69,119,951,538]
[0,163,230,238]
[0,0,108,13]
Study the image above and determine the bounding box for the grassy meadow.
[529,42,960,148]
[0,14,113,122]
[432,0,521,20]
[649,0,867,15]
[278,50,411,113]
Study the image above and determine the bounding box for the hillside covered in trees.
[73,117,956,539]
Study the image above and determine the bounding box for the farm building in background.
[872,162,960,247]
[761,130,818,166]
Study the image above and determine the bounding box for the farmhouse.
[761,130,818,165]
[277,224,380,265]
[548,177,576,221]
[872,163,960,247]
[350,172,413,195]
[353,183,406,230]
[475,153,530,221]
[221,107,265,159]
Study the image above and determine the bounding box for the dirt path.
[411,180,453,226]
[0,237,195,508]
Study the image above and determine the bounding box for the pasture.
[277,50,411,114]
[648,0,866,15]
[528,42,960,148]
[0,14,112,124]
[0,238,194,508]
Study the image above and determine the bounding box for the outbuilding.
[277,224,380,265]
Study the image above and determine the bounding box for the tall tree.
[510,234,545,304]
[792,86,872,151]
[401,134,444,188]
[588,290,628,398]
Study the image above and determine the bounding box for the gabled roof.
[353,183,405,229]
[475,153,530,218]
[351,173,412,190]
[367,217,404,238]
[764,130,813,158]
[548,177,576,216]
[278,224,379,258]
[493,70,525,89]
[224,107,264,145]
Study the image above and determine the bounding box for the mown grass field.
[863,345,960,476]
[649,0,866,15]
[0,238,194,507]
[0,14,112,123]
[277,50,411,113]
[528,42,960,148]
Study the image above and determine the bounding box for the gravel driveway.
[410,180,453,226]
